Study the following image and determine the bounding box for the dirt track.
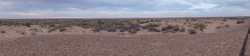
[0,24,249,56]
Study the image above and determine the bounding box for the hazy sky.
[0,0,250,18]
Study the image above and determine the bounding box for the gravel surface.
[244,34,250,56]
[0,24,249,56]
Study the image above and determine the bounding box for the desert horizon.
[1,0,250,56]
[0,16,249,56]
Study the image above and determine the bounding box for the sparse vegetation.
[30,28,39,32]
[48,25,70,33]
[223,19,227,22]
[48,24,56,27]
[148,27,161,32]
[0,17,246,35]
[236,20,245,24]
[192,23,207,31]
[59,28,67,32]
[179,28,186,32]
[191,19,197,21]
[188,29,196,34]
[23,23,32,27]
[225,24,230,27]
[162,25,180,33]
[128,30,138,34]
[31,32,37,35]
[88,20,142,34]
[142,23,160,29]
[142,23,161,32]
[92,28,101,32]
[0,30,6,34]
[138,20,150,24]
[216,26,223,29]
[20,32,27,35]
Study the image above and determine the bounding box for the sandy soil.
[0,23,249,56]
[0,18,249,56]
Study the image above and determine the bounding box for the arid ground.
[0,17,249,56]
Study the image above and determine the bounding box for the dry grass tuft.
[0,30,6,34]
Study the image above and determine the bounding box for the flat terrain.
[0,25,248,56]
[0,17,249,56]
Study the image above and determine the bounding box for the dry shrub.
[31,32,37,35]
[225,24,230,27]
[48,24,56,27]
[0,30,6,34]
[188,29,196,34]
[30,28,39,32]
[142,23,161,32]
[236,20,245,24]
[148,27,161,32]
[106,27,117,32]
[139,20,150,24]
[216,26,223,29]
[118,33,125,35]
[179,28,185,32]
[128,30,138,34]
[48,25,69,33]
[59,28,67,32]
[223,19,227,22]
[90,20,140,33]
[162,25,180,33]
[20,32,27,35]
[92,28,101,32]
[192,23,207,31]
[142,23,160,29]
[191,19,197,21]
[23,23,32,27]
[205,21,213,24]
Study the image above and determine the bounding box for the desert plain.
[0,17,250,56]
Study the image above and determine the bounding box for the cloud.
[0,1,12,6]
[0,0,249,18]
[189,3,218,10]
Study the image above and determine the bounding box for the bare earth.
[0,18,249,56]
[0,24,249,56]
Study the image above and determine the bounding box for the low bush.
[48,25,70,33]
[142,23,160,29]
[128,30,138,34]
[0,30,6,34]
[48,24,56,27]
[225,24,230,27]
[20,32,27,35]
[30,28,39,32]
[92,28,101,32]
[236,20,245,24]
[162,25,180,33]
[192,23,207,31]
[191,19,197,21]
[138,20,150,24]
[59,28,67,32]
[216,26,223,29]
[31,32,37,35]
[148,27,161,32]
[188,29,196,34]
[179,28,185,32]
[23,23,32,27]
[223,19,227,22]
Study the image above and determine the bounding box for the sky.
[0,0,250,18]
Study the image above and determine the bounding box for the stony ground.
[0,23,249,56]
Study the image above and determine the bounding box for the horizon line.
[0,16,249,19]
